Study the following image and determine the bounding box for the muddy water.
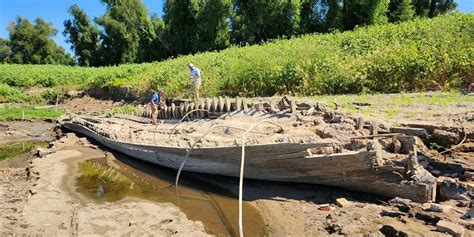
[75,153,266,237]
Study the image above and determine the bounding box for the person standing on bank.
[187,63,201,102]
[150,90,163,125]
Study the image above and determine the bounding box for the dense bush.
[0,14,472,100]
[0,84,27,103]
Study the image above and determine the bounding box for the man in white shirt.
[187,63,201,102]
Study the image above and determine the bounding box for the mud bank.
[0,133,209,236]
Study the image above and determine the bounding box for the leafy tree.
[162,0,200,56]
[412,0,431,17]
[412,0,457,17]
[300,0,324,33]
[388,0,415,22]
[195,0,231,52]
[7,17,73,65]
[231,0,301,44]
[146,15,169,61]
[63,4,101,66]
[0,38,9,63]
[342,0,390,30]
[325,0,344,31]
[96,0,155,65]
[428,0,457,17]
[300,0,343,34]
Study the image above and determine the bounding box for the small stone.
[318,204,335,211]
[35,148,52,158]
[330,115,342,123]
[462,207,474,219]
[436,220,464,237]
[336,198,351,207]
[422,203,451,213]
[464,171,474,179]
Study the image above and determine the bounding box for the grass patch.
[0,141,48,161]
[0,107,62,121]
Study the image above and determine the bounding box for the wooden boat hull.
[62,122,436,202]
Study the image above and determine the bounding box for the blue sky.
[0,0,472,55]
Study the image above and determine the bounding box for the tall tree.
[412,0,456,18]
[300,0,343,34]
[325,0,343,31]
[342,0,390,30]
[300,0,324,33]
[428,0,456,17]
[63,4,101,66]
[162,0,200,56]
[412,0,430,17]
[0,38,9,63]
[388,0,415,22]
[231,0,301,44]
[7,17,73,65]
[95,0,155,65]
[195,0,231,52]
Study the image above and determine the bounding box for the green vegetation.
[0,0,457,66]
[0,141,48,161]
[1,17,73,65]
[0,14,472,101]
[0,107,62,120]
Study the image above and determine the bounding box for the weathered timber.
[218,97,225,112]
[61,115,437,203]
[356,117,365,130]
[390,127,429,138]
[224,97,231,112]
[235,97,242,111]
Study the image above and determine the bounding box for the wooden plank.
[351,133,401,139]
[390,127,428,138]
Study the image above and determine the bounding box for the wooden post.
[356,117,364,130]
[235,97,242,111]
[224,97,231,112]
[212,97,218,112]
[218,96,225,112]
[370,122,379,136]
[55,95,59,112]
[290,100,297,113]
[242,99,248,111]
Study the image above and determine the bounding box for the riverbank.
[1,92,473,236]
[0,132,210,236]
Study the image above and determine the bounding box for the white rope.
[238,120,283,237]
[168,109,209,139]
[175,124,243,190]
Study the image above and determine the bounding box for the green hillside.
[0,13,472,103]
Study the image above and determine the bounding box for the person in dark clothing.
[150,90,163,125]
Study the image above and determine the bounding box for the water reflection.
[75,153,265,237]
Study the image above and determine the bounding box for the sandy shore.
[0,133,210,236]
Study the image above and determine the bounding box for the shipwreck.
[59,96,440,203]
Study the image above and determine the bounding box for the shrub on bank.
[0,13,472,101]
